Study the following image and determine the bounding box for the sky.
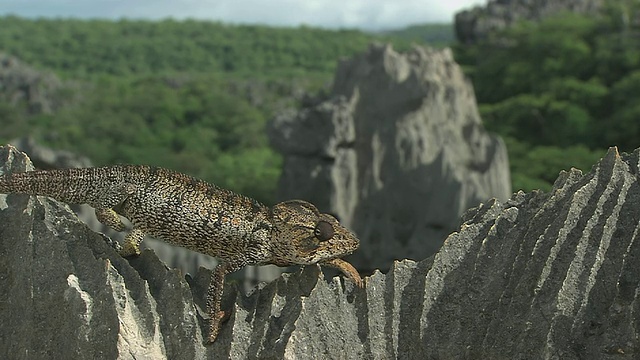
[0,0,486,30]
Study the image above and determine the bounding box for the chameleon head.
[269,200,359,266]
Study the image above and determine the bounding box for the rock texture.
[269,44,511,272]
[3,142,640,358]
[455,0,604,44]
[0,53,78,114]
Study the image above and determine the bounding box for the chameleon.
[0,160,362,343]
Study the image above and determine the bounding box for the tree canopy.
[0,16,411,78]
[4,7,640,199]
[0,16,436,204]
[454,1,640,191]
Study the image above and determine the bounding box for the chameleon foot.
[208,309,231,343]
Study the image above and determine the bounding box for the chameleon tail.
[0,167,139,207]
[1,168,83,203]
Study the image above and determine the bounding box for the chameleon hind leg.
[90,182,136,232]
[95,208,126,231]
[120,228,146,257]
[94,209,144,257]
[90,182,141,256]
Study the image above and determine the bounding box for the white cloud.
[0,0,487,30]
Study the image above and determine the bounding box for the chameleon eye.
[314,221,334,241]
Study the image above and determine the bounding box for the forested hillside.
[0,16,412,78]
[379,23,453,47]
[3,5,639,201]
[0,17,429,204]
[454,0,640,191]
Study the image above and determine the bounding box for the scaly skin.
[0,164,362,343]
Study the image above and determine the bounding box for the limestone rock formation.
[2,142,639,358]
[0,52,78,114]
[455,0,604,44]
[269,44,511,272]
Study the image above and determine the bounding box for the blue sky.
[0,0,486,30]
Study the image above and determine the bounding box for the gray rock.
[455,0,604,44]
[11,136,94,170]
[0,53,79,114]
[1,144,640,358]
[269,44,511,272]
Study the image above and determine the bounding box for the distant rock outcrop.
[269,44,511,272]
[0,53,78,114]
[455,0,604,44]
[2,144,639,358]
[11,136,93,170]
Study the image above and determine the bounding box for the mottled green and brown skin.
[0,165,362,343]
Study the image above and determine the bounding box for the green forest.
[1,1,639,203]
[0,16,411,78]
[454,0,640,190]
[0,17,422,204]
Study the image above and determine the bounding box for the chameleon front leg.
[322,258,363,288]
[206,259,246,343]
